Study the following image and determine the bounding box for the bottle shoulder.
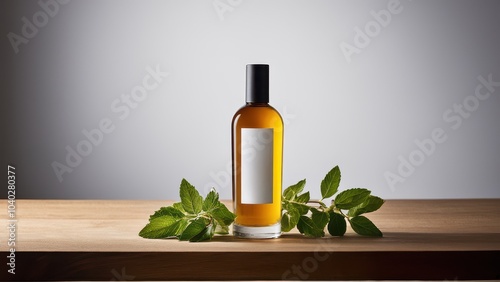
[232,104,283,128]
[233,104,281,115]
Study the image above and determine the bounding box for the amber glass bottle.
[231,64,283,238]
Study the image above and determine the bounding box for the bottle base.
[233,223,281,239]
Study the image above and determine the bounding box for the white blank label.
[241,128,274,204]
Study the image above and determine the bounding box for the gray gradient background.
[1,0,499,200]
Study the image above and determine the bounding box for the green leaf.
[283,179,306,201]
[320,166,341,200]
[169,218,189,237]
[334,188,371,210]
[190,224,215,242]
[327,212,346,236]
[149,206,184,220]
[295,192,310,204]
[311,208,329,229]
[281,209,300,232]
[211,203,236,226]
[139,178,237,242]
[180,179,203,214]
[290,202,310,215]
[202,190,219,212]
[172,202,185,213]
[350,216,383,237]
[297,216,325,237]
[215,223,229,235]
[139,215,182,239]
[347,196,385,217]
[179,217,209,241]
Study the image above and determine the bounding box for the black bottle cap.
[246,64,269,103]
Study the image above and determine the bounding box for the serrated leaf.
[347,196,385,217]
[311,208,329,229]
[334,188,371,210]
[149,206,184,220]
[296,219,304,233]
[172,202,185,213]
[320,166,341,200]
[211,203,236,226]
[327,212,346,236]
[283,179,306,201]
[170,218,189,237]
[295,192,310,204]
[290,202,310,215]
[190,223,215,242]
[350,216,383,237]
[281,209,300,232]
[139,215,181,239]
[179,179,203,214]
[202,190,219,212]
[211,209,233,235]
[179,217,209,241]
[297,216,325,237]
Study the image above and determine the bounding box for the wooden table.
[1,199,499,281]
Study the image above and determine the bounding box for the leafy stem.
[337,209,348,218]
[281,165,385,237]
[307,200,328,208]
[139,165,385,242]
[138,179,235,242]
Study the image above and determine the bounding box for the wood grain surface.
[1,199,499,280]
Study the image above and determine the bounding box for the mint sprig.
[139,179,235,242]
[282,166,385,237]
[139,165,384,242]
